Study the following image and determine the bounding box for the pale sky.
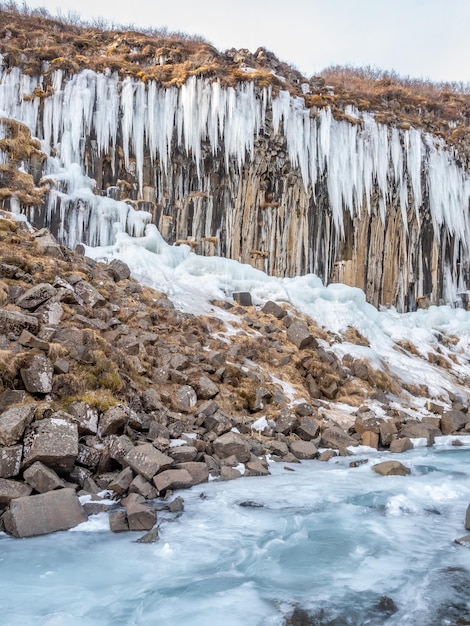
[19,0,470,83]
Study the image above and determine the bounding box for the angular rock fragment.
[23,461,66,493]
[107,259,131,282]
[196,375,219,400]
[108,467,134,495]
[23,417,78,473]
[389,437,414,453]
[0,310,39,337]
[0,478,32,506]
[153,468,194,493]
[289,440,318,460]
[16,283,56,310]
[124,494,156,531]
[173,385,197,412]
[213,431,251,463]
[321,426,358,450]
[99,405,128,437]
[125,443,174,481]
[441,410,468,435]
[73,280,106,308]
[109,510,130,533]
[129,475,158,500]
[287,321,317,350]
[174,462,209,485]
[262,300,287,319]
[295,417,320,441]
[0,403,35,446]
[169,445,198,464]
[20,354,54,394]
[3,488,86,537]
[0,445,22,478]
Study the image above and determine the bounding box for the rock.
[141,388,162,411]
[294,402,314,417]
[68,401,99,435]
[196,375,219,400]
[23,461,66,492]
[372,461,411,476]
[441,410,469,435]
[454,535,470,545]
[400,423,436,446]
[220,466,242,480]
[3,488,86,537]
[362,431,379,448]
[289,440,318,460]
[20,354,54,394]
[125,496,156,531]
[99,405,129,437]
[245,458,270,476]
[0,403,35,446]
[250,387,272,412]
[109,510,129,533]
[108,434,134,465]
[108,259,131,282]
[354,414,382,434]
[465,504,470,531]
[168,496,184,512]
[76,444,100,469]
[0,309,39,337]
[0,478,33,506]
[175,462,209,485]
[233,292,252,306]
[203,411,232,436]
[153,468,194,493]
[0,390,26,412]
[321,426,358,450]
[18,329,49,351]
[32,229,63,258]
[389,437,414,453]
[169,445,198,464]
[173,385,197,411]
[295,417,320,441]
[426,400,445,415]
[379,422,398,446]
[73,280,106,308]
[318,450,337,462]
[287,320,317,349]
[262,300,287,319]
[125,443,174,481]
[16,283,56,310]
[108,467,134,495]
[213,432,251,463]
[136,527,159,543]
[23,417,79,473]
[129,475,158,500]
[0,445,22,478]
[274,409,298,434]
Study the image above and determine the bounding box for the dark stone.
[262,300,287,319]
[233,292,252,306]
[287,321,317,350]
[20,354,54,394]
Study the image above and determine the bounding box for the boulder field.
[1,214,470,538]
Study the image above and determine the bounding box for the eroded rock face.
[3,488,87,537]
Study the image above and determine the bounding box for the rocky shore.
[1,213,470,539]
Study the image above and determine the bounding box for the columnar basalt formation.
[0,38,469,310]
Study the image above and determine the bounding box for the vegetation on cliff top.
[0,2,469,160]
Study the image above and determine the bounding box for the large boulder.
[23,417,79,473]
[213,432,251,463]
[441,410,468,435]
[122,493,156,531]
[295,417,320,441]
[196,375,219,400]
[174,462,209,485]
[3,488,87,537]
[73,280,106,308]
[20,354,54,394]
[125,443,174,481]
[372,461,411,476]
[0,404,36,446]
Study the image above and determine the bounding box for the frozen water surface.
[1,445,470,625]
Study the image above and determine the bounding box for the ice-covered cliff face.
[0,64,469,311]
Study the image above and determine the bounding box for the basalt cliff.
[0,9,469,311]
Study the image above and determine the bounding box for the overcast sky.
[20,0,470,83]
